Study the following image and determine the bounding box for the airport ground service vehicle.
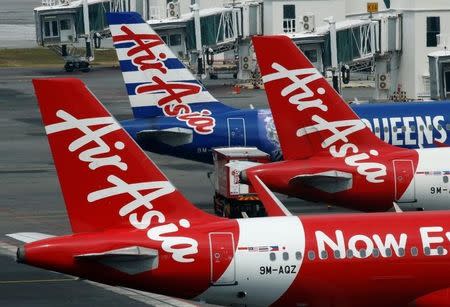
[9,77,450,307]
[108,12,450,164]
[212,147,269,218]
[238,35,450,213]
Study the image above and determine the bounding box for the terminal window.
[426,16,440,47]
[283,4,296,33]
[169,34,182,46]
[44,20,59,38]
[304,50,318,63]
[60,20,71,31]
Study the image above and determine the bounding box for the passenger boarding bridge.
[33,0,397,91]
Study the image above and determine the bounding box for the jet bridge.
[429,51,450,100]
[35,0,113,71]
[283,18,378,79]
[33,0,246,73]
[33,0,394,86]
[148,5,244,76]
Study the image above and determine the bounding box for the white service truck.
[212,147,270,218]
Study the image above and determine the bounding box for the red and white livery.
[246,35,450,212]
[8,78,450,306]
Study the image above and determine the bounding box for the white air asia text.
[46,110,199,263]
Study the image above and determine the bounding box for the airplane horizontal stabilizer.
[137,127,193,147]
[6,232,55,243]
[76,246,158,275]
[247,175,292,217]
[289,171,353,193]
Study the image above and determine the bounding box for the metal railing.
[283,18,296,33]
[42,0,71,6]
[437,34,450,49]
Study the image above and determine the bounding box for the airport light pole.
[83,0,93,61]
[191,0,204,77]
[324,16,339,93]
[130,0,136,12]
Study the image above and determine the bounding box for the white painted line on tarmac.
[0,278,76,284]
[0,76,59,80]
[86,281,199,307]
[0,240,206,306]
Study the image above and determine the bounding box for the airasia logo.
[114,26,215,135]
[45,110,199,263]
[263,63,387,183]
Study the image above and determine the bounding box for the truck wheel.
[80,62,91,73]
[64,62,74,72]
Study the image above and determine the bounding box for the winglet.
[247,175,292,217]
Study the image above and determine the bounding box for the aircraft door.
[59,16,75,44]
[393,160,416,202]
[227,118,246,146]
[209,232,236,285]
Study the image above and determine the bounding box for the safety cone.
[233,84,241,94]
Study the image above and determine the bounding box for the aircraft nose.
[16,246,26,263]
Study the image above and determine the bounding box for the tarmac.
[0,65,364,306]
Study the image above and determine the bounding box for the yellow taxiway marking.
[0,278,76,284]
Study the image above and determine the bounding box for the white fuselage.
[400,148,450,210]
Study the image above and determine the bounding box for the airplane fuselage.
[21,213,450,306]
[121,102,450,163]
[246,146,450,211]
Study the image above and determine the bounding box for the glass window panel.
[60,19,71,30]
[304,50,318,63]
[347,249,353,258]
[426,17,440,47]
[334,250,341,259]
[52,20,58,37]
[385,248,392,257]
[283,4,295,19]
[270,252,276,261]
[44,22,51,37]
[372,248,379,257]
[169,34,181,46]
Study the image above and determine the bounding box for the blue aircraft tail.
[107,12,234,122]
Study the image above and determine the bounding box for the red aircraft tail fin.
[33,78,214,233]
[253,35,390,160]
